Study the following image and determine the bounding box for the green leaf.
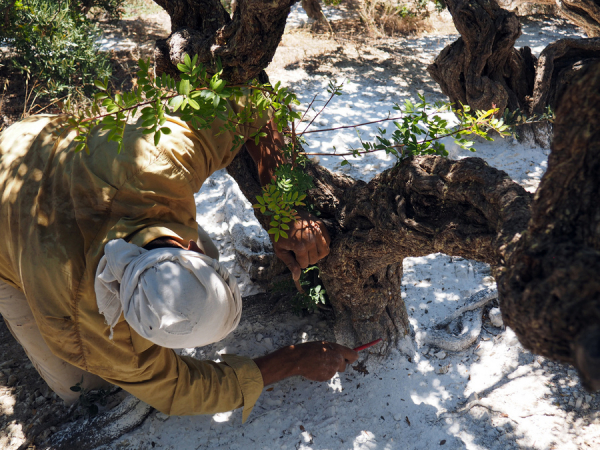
[154,130,162,146]
[94,79,106,91]
[184,53,192,68]
[178,79,190,96]
[169,95,184,111]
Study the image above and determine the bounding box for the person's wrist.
[254,345,300,385]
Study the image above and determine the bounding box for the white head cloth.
[94,239,242,348]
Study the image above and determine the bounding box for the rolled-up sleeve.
[221,354,264,422]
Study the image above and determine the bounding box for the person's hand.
[254,341,359,386]
[272,211,331,285]
[290,341,359,382]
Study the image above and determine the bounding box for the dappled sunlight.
[0,393,15,415]
[410,377,454,411]
[352,430,378,448]
[212,411,233,423]
[326,373,344,393]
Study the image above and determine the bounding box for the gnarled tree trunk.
[556,0,600,37]
[227,144,532,350]
[427,0,537,115]
[429,0,600,147]
[152,0,297,83]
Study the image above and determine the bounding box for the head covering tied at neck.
[94,239,242,349]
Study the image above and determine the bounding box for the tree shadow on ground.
[430,326,600,449]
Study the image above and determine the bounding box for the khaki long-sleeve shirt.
[0,101,270,421]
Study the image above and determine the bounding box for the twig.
[29,94,69,115]
[298,123,496,157]
[299,81,345,136]
[300,147,386,157]
[298,93,319,125]
[301,114,403,134]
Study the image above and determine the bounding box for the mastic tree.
[23,1,598,448]
[138,0,600,390]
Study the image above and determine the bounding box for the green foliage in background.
[75,0,125,17]
[0,0,114,97]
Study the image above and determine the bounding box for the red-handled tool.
[353,338,382,352]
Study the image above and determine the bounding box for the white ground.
[98,7,600,450]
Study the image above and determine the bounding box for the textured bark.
[227,149,532,350]
[429,0,600,149]
[530,37,600,116]
[427,0,537,114]
[518,37,600,146]
[497,62,600,391]
[152,0,296,83]
[556,0,600,37]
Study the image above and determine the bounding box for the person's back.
[0,107,357,420]
[0,108,272,414]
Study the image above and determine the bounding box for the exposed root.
[416,287,498,352]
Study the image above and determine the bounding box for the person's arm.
[244,119,286,187]
[245,120,331,283]
[253,341,359,386]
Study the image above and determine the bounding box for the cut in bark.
[152,0,296,83]
[497,61,600,391]
[427,0,537,115]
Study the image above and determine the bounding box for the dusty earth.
[1,2,599,449]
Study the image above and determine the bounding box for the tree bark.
[152,0,297,83]
[497,61,600,391]
[301,0,325,22]
[530,37,600,116]
[429,0,600,148]
[556,0,600,37]
[427,0,537,115]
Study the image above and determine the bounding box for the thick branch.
[316,156,531,348]
[228,143,532,349]
[557,0,600,37]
